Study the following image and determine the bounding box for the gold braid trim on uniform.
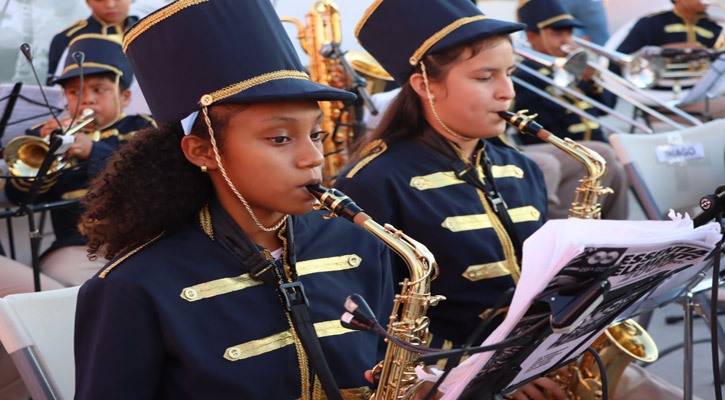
[345,139,387,178]
[354,0,385,40]
[99,233,164,278]
[122,0,209,52]
[65,19,88,37]
[198,70,310,107]
[453,144,521,283]
[223,320,354,361]
[69,33,123,46]
[478,306,509,321]
[409,16,488,65]
[139,114,158,128]
[179,254,362,302]
[199,204,213,240]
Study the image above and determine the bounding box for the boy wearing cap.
[73,1,393,399]
[513,0,629,221]
[3,33,155,293]
[0,33,154,400]
[47,0,136,85]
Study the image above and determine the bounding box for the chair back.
[0,286,80,400]
[609,119,725,220]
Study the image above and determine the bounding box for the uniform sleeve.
[616,18,650,55]
[87,141,117,176]
[74,278,164,400]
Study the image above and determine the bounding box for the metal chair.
[0,286,80,400]
[610,121,725,398]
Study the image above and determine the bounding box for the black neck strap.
[417,130,523,264]
[207,200,343,400]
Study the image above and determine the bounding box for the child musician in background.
[0,33,154,400]
[47,0,136,84]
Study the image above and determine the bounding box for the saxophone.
[499,110,658,399]
[307,184,445,400]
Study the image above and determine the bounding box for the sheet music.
[433,214,722,399]
[0,84,63,148]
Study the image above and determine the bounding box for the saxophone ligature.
[499,110,658,399]
[306,184,445,400]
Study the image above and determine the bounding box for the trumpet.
[4,108,95,179]
[567,37,704,128]
[513,48,653,133]
[514,46,588,87]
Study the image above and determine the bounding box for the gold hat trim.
[198,70,310,107]
[123,0,209,53]
[536,14,577,30]
[410,15,489,65]
[69,33,123,47]
[61,62,123,78]
[355,0,385,39]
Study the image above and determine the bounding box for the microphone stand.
[12,133,64,291]
[320,41,379,117]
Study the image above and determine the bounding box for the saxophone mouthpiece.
[306,184,363,223]
[498,110,543,137]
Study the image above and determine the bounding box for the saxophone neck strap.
[207,200,343,400]
[417,129,523,264]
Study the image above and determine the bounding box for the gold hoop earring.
[201,165,208,173]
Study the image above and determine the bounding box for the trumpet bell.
[626,47,665,89]
[4,136,71,178]
[345,50,394,95]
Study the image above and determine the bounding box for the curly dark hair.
[80,105,240,260]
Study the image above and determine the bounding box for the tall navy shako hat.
[54,34,133,89]
[122,0,356,125]
[355,0,526,85]
[517,0,585,33]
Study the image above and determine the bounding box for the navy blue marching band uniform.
[513,0,616,144]
[335,0,548,350]
[74,1,394,399]
[616,8,723,55]
[335,135,547,348]
[47,14,139,85]
[5,35,155,257]
[75,204,393,399]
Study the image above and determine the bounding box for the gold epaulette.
[138,114,158,128]
[344,139,387,179]
[98,232,164,278]
[644,10,669,19]
[64,19,88,37]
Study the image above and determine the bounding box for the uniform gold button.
[445,220,456,229]
[531,210,540,218]
[184,288,197,300]
[411,178,423,189]
[515,167,524,177]
[348,255,361,267]
[200,94,213,106]
[227,347,241,359]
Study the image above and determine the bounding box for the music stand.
[676,53,725,120]
[0,83,65,291]
[419,218,721,400]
